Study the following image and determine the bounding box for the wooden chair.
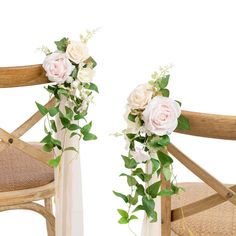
[0,65,55,236]
[160,111,236,235]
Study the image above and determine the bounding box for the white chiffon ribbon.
[141,162,162,236]
[55,97,84,236]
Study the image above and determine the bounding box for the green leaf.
[126,133,136,140]
[51,137,61,147]
[117,209,128,218]
[43,143,54,152]
[120,174,137,186]
[157,135,170,146]
[113,191,128,203]
[70,132,80,138]
[128,113,137,122]
[150,211,158,223]
[157,150,173,166]
[136,184,145,196]
[64,147,78,152]
[57,88,70,97]
[129,215,138,221]
[60,116,70,128]
[161,88,170,97]
[118,217,129,224]
[175,100,182,107]
[40,133,52,144]
[68,124,80,131]
[74,112,87,120]
[36,102,48,116]
[48,155,61,167]
[87,82,99,93]
[159,75,170,89]
[55,37,69,52]
[177,115,190,130]
[162,167,172,181]
[48,106,59,117]
[81,122,92,135]
[142,196,155,217]
[146,181,162,198]
[50,120,57,132]
[71,67,78,78]
[122,155,137,169]
[65,106,74,120]
[83,133,97,141]
[151,158,160,173]
[157,189,174,196]
[132,205,144,213]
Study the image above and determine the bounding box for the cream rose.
[143,96,181,136]
[43,53,74,84]
[128,84,153,110]
[66,41,89,64]
[132,147,150,163]
[77,67,95,83]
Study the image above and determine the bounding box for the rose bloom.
[143,96,181,136]
[128,84,153,110]
[43,53,74,84]
[77,67,95,83]
[132,147,150,163]
[66,41,89,64]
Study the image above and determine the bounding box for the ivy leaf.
[50,120,57,132]
[161,88,170,97]
[128,113,137,122]
[162,167,172,181]
[126,133,136,140]
[65,106,74,120]
[85,56,97,68]
[83,133,97,141]
[157,135,170,146]
[136,184,145,196]
[118,217,129,224]
[48,106,59,117]
[142,196,155,217]
[81,122,92,135]
[157,189,174,196]
[43,143,54,152]
[127,192,138,205]
[71,67,78,78]
[68,124,80,131]
[151,158,160,173]
[70,132,80,138]
[120,174,137,186]
[132,205,144,213]
[146,181,162,198]
[60,116,70,128]
[48,155,61,167]
[117,209,129,218]
[157,150,173,166]
[55,37,69,52]
[129,215,138,221]
[36,102,48,116]
[113,191,128,203]
[159,75,170,89]
[87,82,99,93]
[74,112,87,120]
[122,155,137,169]
[177,115,190,130]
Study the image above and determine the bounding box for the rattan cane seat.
[0,143,54,192]
[171,182,236,236]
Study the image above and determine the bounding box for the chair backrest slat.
[176,110,236,140]
[0,64,50,88]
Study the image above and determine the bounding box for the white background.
[0,0,236,235]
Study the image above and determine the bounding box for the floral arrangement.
[114,66,189,229]
[36,30,98,167]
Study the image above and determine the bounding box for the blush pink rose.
[143,96,181,136]
[43,53,74,84]
[132,147,150,163]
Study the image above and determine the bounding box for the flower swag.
[36,30,98,167]
[114,66,190,229]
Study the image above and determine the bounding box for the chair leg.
[44,198,55,236]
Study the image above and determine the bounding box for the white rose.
[71,80,79,88]
[66,41,89,64]
[143,96,181,136]
[132,147,150,163]
[77,67,95,83]
[66,76,74,84]
[128,84,153,110]
[43,53,74,84]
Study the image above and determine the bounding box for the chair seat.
[171,182,236,236]
[0,143,54,192]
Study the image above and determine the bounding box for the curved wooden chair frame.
[0,65,55,236]
[160,110,236,235]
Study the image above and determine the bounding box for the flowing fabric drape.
[55,97,84,236]
[141,162,161,236]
